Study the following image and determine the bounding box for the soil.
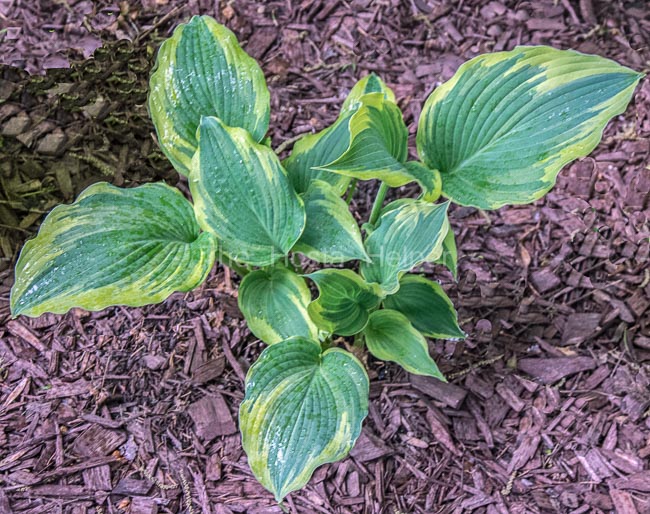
[0,1,649,513]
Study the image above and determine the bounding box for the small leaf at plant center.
[360,199,449,294]
[293,180,369,263]
[306,269,384,336]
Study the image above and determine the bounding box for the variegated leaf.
[149,15,270,175]
[417,46,642,209]
[240,337,368,501]
[360,200,449,294]
[306,269,383,336]
[293,180,368,263]
[383,275,465,339]
[364,309,445,380]
[238,267,318,345]
[190,116,305,267]
[11,182,216,317]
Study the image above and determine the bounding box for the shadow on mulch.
[1,1,649,513]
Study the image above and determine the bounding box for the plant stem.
[345,179,358,205]
[274,133,305,155]
[368,182,389,226]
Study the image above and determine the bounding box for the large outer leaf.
[360,200,449,294]
[383,275,465,339]
[417,46,642,209]
[293,180,368,263]
[149,15,270,175]
[364,310,445,380]
[306,269,383,336]
[190,116,305,267]
[240,337,369,501]
[11,182,216,317]
[238,267,318,345]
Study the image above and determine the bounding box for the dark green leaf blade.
[383,275,465,339]
[294,180,368,263]
[417,46,643,209]
[238,267,318,345]
[240,337,369,501]
[149,15,270,175]
[190,116,305,267]
[11,182,216,317]
[364,309,446,380]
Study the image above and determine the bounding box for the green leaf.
[283,75,399,195]
[238,267,318,345]
[240,337,368,501]
[306,269,383,336]
[316,93,411,187]
[404,161,442,202]
[341,73,396,112]
[149,15,270,175]
[434,226,458,280]
[11,182,216,317]
[417,46,643,209]
[293,180,368,263]
[283,112,354,196]
[364,309,445,380]
[360,199,449,294]
[190,116,305,267]
[383,275,465,339]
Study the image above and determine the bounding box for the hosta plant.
[11,15,642,503]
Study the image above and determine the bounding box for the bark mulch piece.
[1,0,649,513]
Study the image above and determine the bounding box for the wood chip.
[410,374,467,409]
[188,394,237,442]
[517,357,596,384]
[72,425,127,457]
[349,431,392,462]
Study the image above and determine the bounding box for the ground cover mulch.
[0,0,649,513]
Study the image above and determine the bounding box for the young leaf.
[306,269,384,336]
[11,182,216,317]
[238,267,318,345]
[240,337,368,501]
[149,15,270,175]
[383,275,465,339]
[293,180,369,263]
[360,199,449,294]
[341,73,396,112]
[315,93,411,187]
[434,227,458,280]
[417,46,643,209]
[284,75,399,195]
[190,116,305,267]
[364,309,446,381]
[283,115,353,195]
